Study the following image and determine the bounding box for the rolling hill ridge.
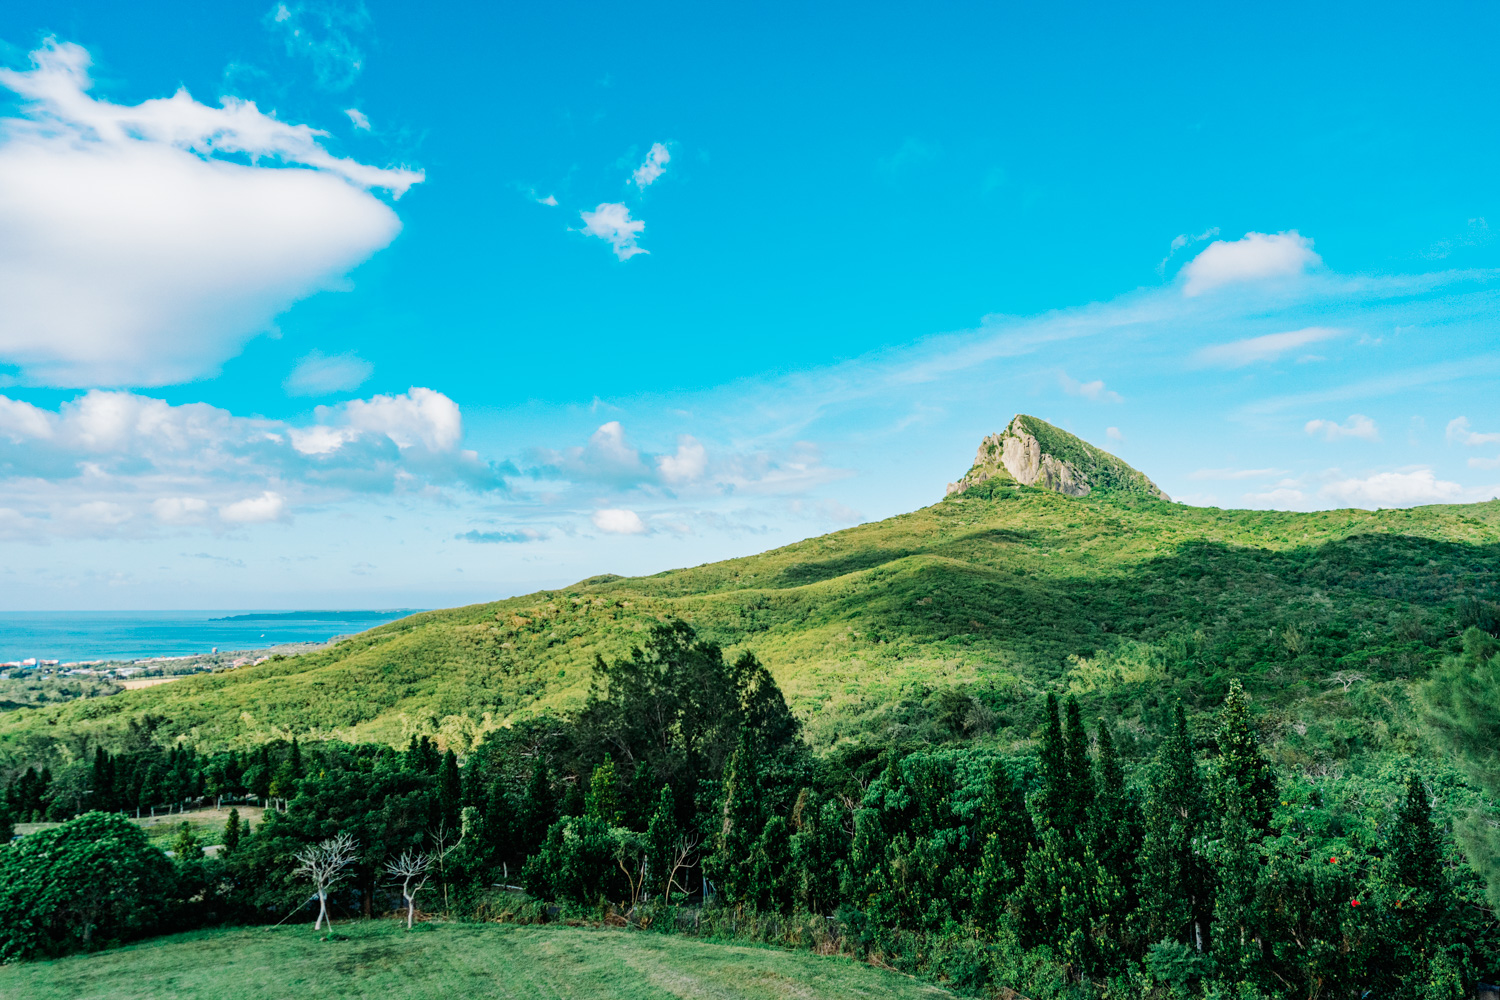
[2,416,1497,758]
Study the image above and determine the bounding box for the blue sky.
[0,1,1497,609]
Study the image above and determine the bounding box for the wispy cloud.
[1446,416,1500,446]
[1058,371,1123,402]
[1305,414,1380,442]
[1193,327,1341,368]
[631,142,670,188]
[284,350,374,396]
[1189,467,1290,480]
[266,1,371,91]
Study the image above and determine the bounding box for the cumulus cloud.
[1318,469,1463,508]
[532,421,650,483]
[1193,327,1341,368]
[1058,371,1123,402]
[657,435,707,484]
[592,508,647,534]
[220,491,288,524]
[0,386,506,538]
[284,350,374,395]
[1180,231,1321,296]
[0,39,422,386]
[632,142,670,188]
[1446,416,1500,446]
[579,203,647,260]
[1305,414,1379,442]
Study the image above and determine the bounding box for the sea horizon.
[0,609,422,664]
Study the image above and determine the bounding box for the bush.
[0,811,175,961]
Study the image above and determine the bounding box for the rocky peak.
[945,415,1170,501]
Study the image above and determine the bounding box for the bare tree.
[428,816,467,914]
[384,850,432,930]
[292,831,358,931]
[1325,670,1367,693]
[662,830,700,904]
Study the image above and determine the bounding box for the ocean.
[0,610,421,664]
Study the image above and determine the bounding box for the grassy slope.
[4,485,1498,755]
[0,922,955,1000]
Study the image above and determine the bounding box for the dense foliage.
[2,620,1499,1000]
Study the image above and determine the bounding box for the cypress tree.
[1391,774,1443,892]
[91,747,110,811]
[1214,679,1276,832]
[483,778,514,868]
[249,745,272,801]
[1385,773,1449,977]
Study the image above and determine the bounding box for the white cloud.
[1305,414,1379,442]
[1058,371,1123,402]
[344,107,370,130]
[284,350,374,395]
[537,194,558,206]
[657,435,707,484]
[1105,426,1124,442]
[0,39,422,386]
[152,496,211,525]
[1193,326,1341,368]
[1180,231,1321,296]
[336,387,463,452]
[267,2,370,91]
[1446,416,1500,446]
[592,508,647,535]
[631,142,670,188]
[219,491,288,524]
[1318,469,1463,508]
[1189,467,1289,480]
[1469,456,1500,470]
[0,386,505,539]
[579,203,648,260]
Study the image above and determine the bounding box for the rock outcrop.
[945,415,1170,501]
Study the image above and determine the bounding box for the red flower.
[1329,857,1338,864]
[1350,899,1360,907]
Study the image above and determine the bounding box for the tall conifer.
[1214,679,1276,832]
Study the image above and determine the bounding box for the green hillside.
[3,420,1497,757]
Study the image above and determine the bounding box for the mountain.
[946,414,1170,500]
[2,421,1497,757]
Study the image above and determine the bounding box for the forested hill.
[2,426,1499,757]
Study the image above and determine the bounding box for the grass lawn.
[0,921,959,999]
[14,805,265,848]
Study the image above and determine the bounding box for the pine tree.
[91,747,110,812]
[790,791,847,915]
[1214,679,1276,832]
[1063,696,1095,832]
[1140,703,1211,950]
[1036,693,1071,833]
[222,808,242,855]
[516,762,554,859]
[584,755,622,826]
[1210,809,1260,979]
[973,756,1036,926]
[708,731,766,902]
[747,815,793,912]
[1383,773,1450,985]
[439,749,463,827]
[1090,719,1143,917]
[483,778,514,870]
[644,785,678,901]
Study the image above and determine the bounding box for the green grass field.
[0,921,957,1000]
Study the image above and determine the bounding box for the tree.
[0,812,174,960]
[384,850,432,929]
[1063,696,1095,835]
[1035,694,1070,833]
[973,756,1036,927]
[439,750,462,828]
[1140,703,1211,950]
[1090,719,1143,917]
[706,730,766,902]
[585,755,622,826]
[170,821,203,860]
[292,831,358,930]
[789,789,848,915]
[222,808,242,856]
[1214,679,1276,833]
[643,785,678,901]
